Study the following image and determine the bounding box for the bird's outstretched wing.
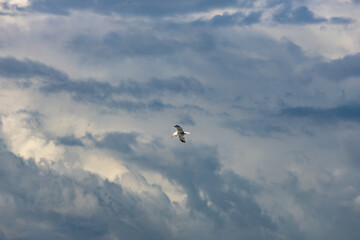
[179,134,186,143]
[174,125,184,133]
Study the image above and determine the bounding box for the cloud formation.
[0,57,68,83]
[281,104,360,123]
[27,0,245,16]
[273,6,327,24]
[0,134,280,239]
[1,0,360,239]
[313,53,360,81]
[0,142,172,240]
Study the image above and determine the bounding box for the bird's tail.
[185,131,191,135]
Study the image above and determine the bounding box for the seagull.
[171,125,191,143]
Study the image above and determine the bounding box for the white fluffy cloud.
[1,111,64,163]
[0,0,30,8]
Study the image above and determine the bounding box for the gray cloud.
[0,56,207,112]
[92,133,278,239]
[1,1,360,239]
[225,102,360,137]
[192,11,262,26]
[313,53,360,81]
[266,0,289,8]
[69,32,184,58]
[269,1,355,26]
[178,114,196,126]
[281,104,360,123]
[224,118,290,137]
[0,57,69,83]
[273,6,327,24]
[42,76,206,112]
[330,17,355,25]
[57,135,85,147]
[0,133,279,240]
[279,172,360,240]
[95,132,138,154]
[343,135,360,168]
[242,11,263,25]
[0,141,172,240]
[68,31,221,60]
[1,57,206,98]
[66,26,315,94]
[27,0,246,16]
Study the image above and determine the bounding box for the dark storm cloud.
[0,57,69,82]
[273,6,327,24]
[281,104,360,123]
[0,141,172,240]
[145,148,277,239]
[0,131,280,239]
[92,133,278,239]
[313,53,360,81]
[27,0,247,16]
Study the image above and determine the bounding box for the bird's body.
[171,125,191,143]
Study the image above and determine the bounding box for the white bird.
[171,125,191,143]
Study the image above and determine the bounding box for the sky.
[1,0,360,239]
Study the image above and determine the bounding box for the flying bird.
[171,125,191,143]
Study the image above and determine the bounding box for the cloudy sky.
[1,0,360,239]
